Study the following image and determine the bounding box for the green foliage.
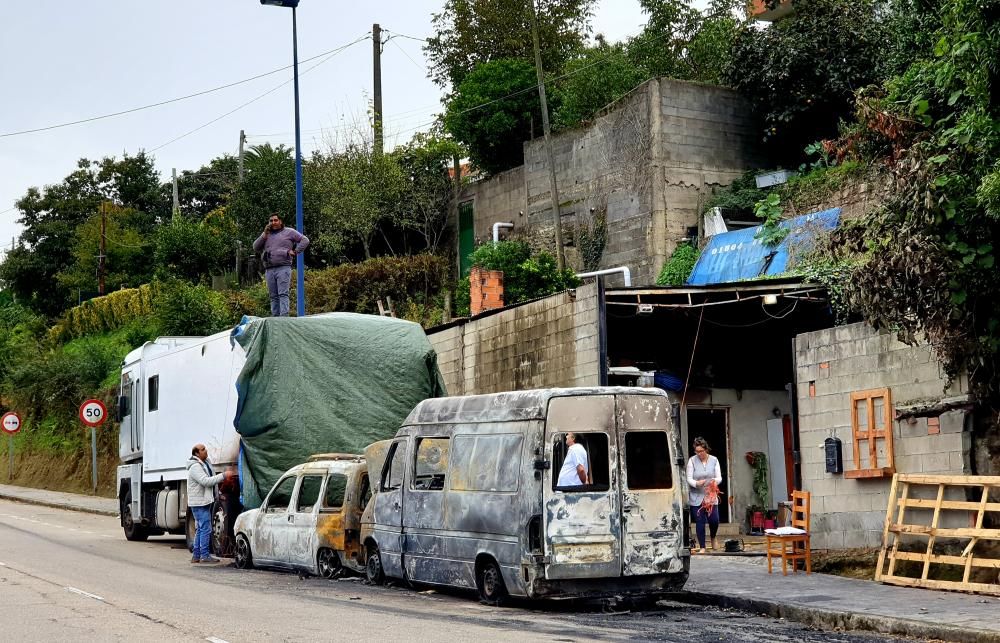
[754,193,789,248]
[152,280,231,337]
[394,132,463,254]
[704,170,768,214]
[824,0,1000,397]
[168,155,239,219]
[656,243,699,286]
[153,215,231,281]
[553,43,644,129]
[51,284,157,342]
[425,0,595,89]
[725,0,888,161]
[228,144,296,252]
[467,240,581,306]
[578,208,608,271]
[747,451,769,507]
[305,254,450,319]
[444,59,545,174]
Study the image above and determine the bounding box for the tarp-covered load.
[232,313,447,508]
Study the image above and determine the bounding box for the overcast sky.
[0,1,649,257]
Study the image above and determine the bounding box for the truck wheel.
[234,534,254,570]
[476,558,508,606]
[211,506,230,557]
[318,548,342,579]
[185,513,196,553]
[122,494,148,542]
[365,543,385,585]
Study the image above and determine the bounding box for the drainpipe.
[492,222,514,243]
[576,266,632,287]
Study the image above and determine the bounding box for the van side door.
[542,395,622,580]
[372,437,408,580]
[617,394,687,576]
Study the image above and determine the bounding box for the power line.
[382,30,428,43]
[388,37,425,71]
[148,35,368,153]
[0,34,369,140]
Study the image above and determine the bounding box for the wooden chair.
[766,490,811,575]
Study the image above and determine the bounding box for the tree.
[58,203,152,297]
[227,144,296,251]
[426,0,595,90]
[725,0,888,161]
[554,42,645,129]
[165,155,239,220]
[153,214,231,282]
[444,58,545,174]
[394,132,463,254]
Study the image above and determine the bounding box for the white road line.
[65,586,105,601]
[206,637,230,643]
[0,561,6,566]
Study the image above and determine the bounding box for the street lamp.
[260,0,305,317]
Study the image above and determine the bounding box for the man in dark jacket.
[252,213,309,317]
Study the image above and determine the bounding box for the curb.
[0,492,118,518]
[669,589,1000,643]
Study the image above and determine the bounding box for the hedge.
[50,284,158,343]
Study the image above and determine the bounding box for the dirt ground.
[0,447,119,497]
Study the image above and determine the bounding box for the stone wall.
[428,283,601,396]
[458,78,763,287]
[795,322,973,549]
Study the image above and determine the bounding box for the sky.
[0,0,649,258]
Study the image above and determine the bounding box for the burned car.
[233,454,371,577]
[362,387,690,603]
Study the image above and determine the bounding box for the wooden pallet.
[875,474,1000,595]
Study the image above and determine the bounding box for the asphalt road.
[0,499,911,643]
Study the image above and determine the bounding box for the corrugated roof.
[687,208,840,286]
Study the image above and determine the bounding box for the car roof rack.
[306,453,362,462]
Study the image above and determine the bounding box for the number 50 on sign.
[79,400,107,428]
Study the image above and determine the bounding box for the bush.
[51,284,158,343]
[466,240,580,306]
[153,279,230,336]
[656,243,700,286]
[305,254,449,316]
[154,217,229,281]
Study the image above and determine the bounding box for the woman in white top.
[686,436,723,554]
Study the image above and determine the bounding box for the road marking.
[0,561,6,566]
[65,586,105,601]
[206,637,230,643]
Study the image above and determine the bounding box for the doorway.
[687,407,730,522]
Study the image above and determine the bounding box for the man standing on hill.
[253,213,309,317]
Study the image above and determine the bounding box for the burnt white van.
[361,387,690,603]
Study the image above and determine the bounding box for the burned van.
[361,387,690,603]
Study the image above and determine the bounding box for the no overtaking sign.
[1,412,21,435]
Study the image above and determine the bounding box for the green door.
[458,201,474,277]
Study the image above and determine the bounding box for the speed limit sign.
[79,399,108,428]
[1,412,21,435]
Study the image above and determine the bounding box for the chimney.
[469,267,504,315]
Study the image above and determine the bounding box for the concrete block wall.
[795,322,972,549]
[459,78,763,287]
[427,283,601,396]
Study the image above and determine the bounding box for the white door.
[288,474,323,570]
[254,475,298,564]
[766,418,788,507]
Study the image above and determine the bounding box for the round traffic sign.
[1,412,21,435]
[79,399,108,428]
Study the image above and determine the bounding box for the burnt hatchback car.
[234,454,372,577]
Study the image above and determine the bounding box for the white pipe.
[576,266,632,287]
[492,222,514,243]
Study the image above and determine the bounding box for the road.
[0,499,909,643]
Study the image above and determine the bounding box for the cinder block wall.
[428,283,601,396]
[795,322,972,549]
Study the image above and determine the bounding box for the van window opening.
[552,432,610,492]
[265,476,297,513]
[296,475,323,512]
[147,375,159,412]
[624,431,673,489]
[359,474,371,507]
[413,437,449,491]
[323,473,348,509]
[450,434,523,492]
[382,441,406,492]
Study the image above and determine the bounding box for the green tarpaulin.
[232,313,447,508]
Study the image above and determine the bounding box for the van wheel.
[234,534,254,570]
[122,494,148,542]
[318,548,342,579]
[476,558,508,606]
[365,543,385,585]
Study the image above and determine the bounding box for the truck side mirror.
[117,395,130,421]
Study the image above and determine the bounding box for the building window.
[846,388,895,479]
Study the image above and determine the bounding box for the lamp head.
[260,0,299,7]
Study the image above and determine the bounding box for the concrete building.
[455,78,765,286]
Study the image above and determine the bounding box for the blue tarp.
[687,208,841,286]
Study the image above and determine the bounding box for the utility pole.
[528,0,566,270]
[238,129,246,182]
[171,168,180,221]
[372,23,384,155]
[98,202,106,296]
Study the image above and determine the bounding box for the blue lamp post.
[260,0,305,317]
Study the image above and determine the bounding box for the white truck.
[116,329,244,547]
